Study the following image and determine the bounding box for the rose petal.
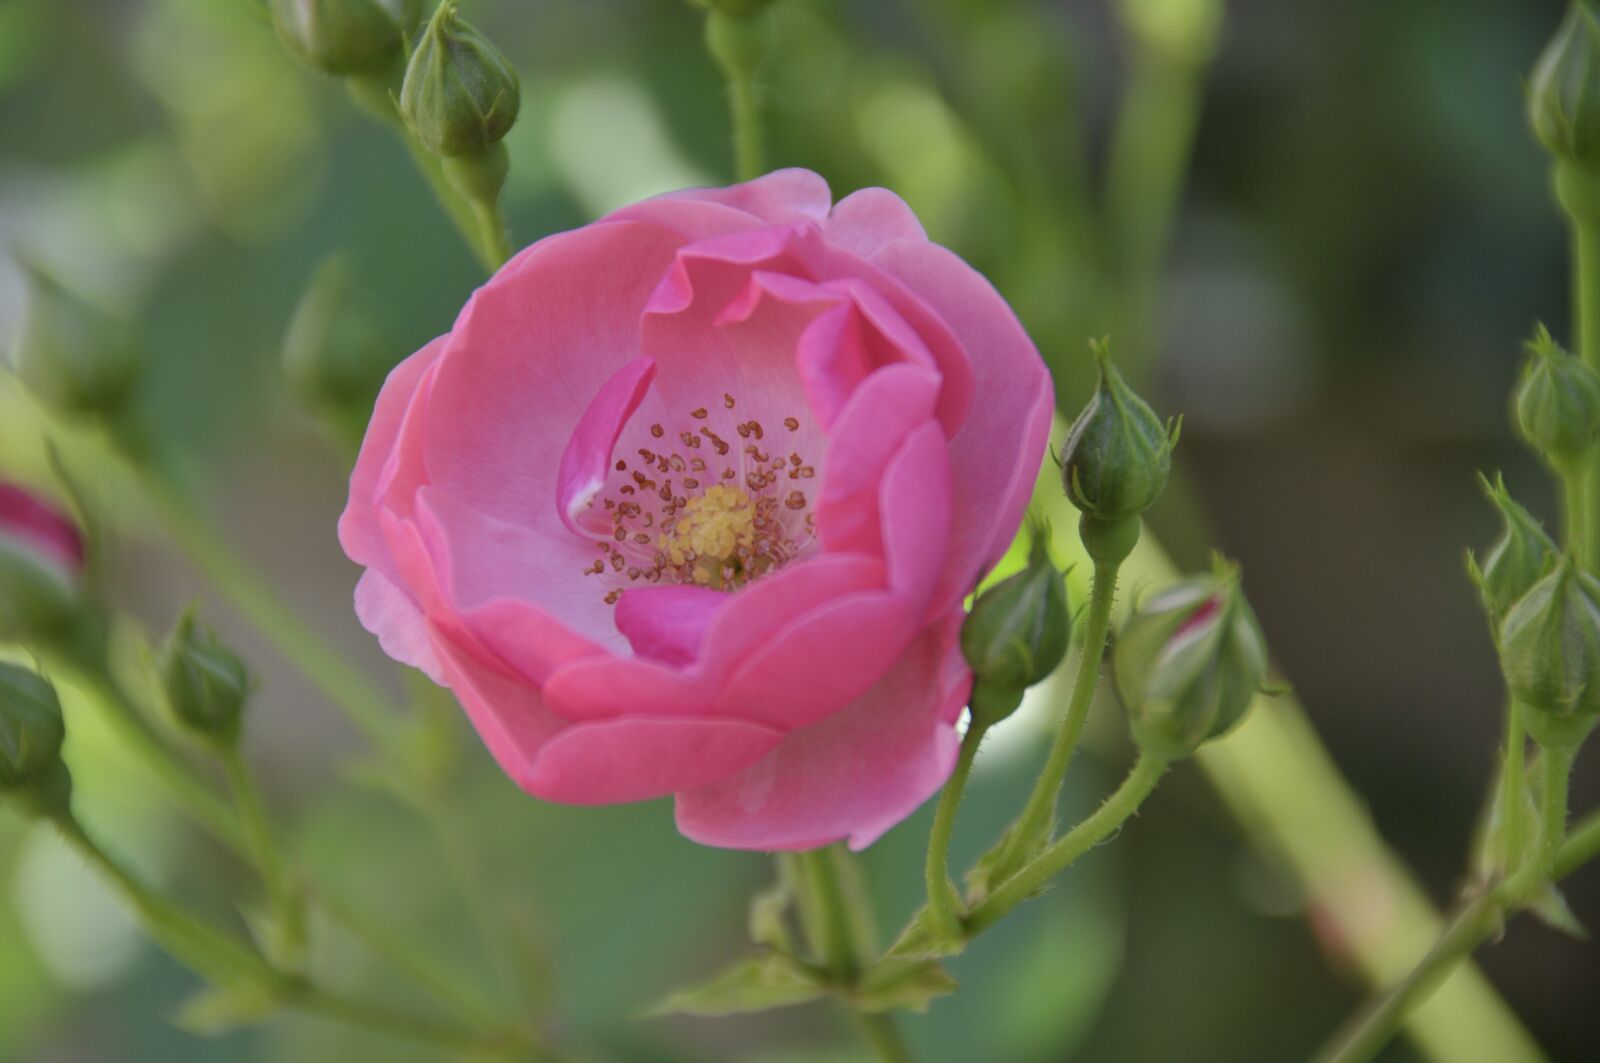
[556,356,657,537]
[675,611,970,851]
[869,240,1055,608]
[525,715,784,805]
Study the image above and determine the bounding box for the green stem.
[727,73,763,183]
[1313,746,1582,1063]
[56,814,280,990]
[60,813,511,1054]
[789,848,914,1063]
[1499,704,1527,873]
[1104,43,1209,373]
[124,451,404,758]
[1556,160,1600,563]
[854,1010,915,1063]
[292,983,514,1055]
[704,9,769,183]
[63,657,246,855]
[310,886,509,1033]
[413,793,528,1012]
[470,199,513,270]
[991,558,1120,879]
[1556,806,1600,878]
[1536,744,1575,878]
[968,753,1168,935]
[218,747,292,932]
[1310,891,1505,1063]
[924,719,988,937]
[1562,466,1589,564]
[347,73,497,274]
[794,847,858,983]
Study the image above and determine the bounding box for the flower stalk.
[966,752,1168,935]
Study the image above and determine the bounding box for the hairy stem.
[64,656,245,854]
[924,719,989,937]
[991,558,1120,879]
[1313,744,1584,1063]
[968,753,1168,935]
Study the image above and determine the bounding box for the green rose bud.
[270,0,418,78]
[1529,1,1600,166]
[400,2,520,159]
[281,253,397,438]
[159,611,251,747]
[960,527,1072,727]
[0,662,72,821]
[1466,473,1558,628]
[1060,340,1178,563]
[10,254,140,419]
[1114,561,1267,760]
[1499,558,1600,750]
[1514,324,1600,471]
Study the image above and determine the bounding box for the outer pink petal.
[870,239,1055,608]
[675,611,971,851]
[524,715,783,805]
[823,187,928,258]
[353,569,446,683]
[652,168,832,226]
[339,336,446,570]
[431,633,572,790]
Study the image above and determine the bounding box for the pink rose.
[340,170,1052,850]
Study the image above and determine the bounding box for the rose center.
[581,393,818,601]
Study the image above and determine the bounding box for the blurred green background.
[0,0,1595,1060]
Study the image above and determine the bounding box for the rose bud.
[1499,558,1600,751]
[1529,1,1600,166]
[1466,473,1557,628]
[1059,339,1177,564]
[11,254,140,419]
[0,482,86,643]
[0,661,72,821]
[159,610,251,747]
[269,0,418,78]
[400,3,520,160]
[1514,324,1600,472]
[960,527,1072,727]
[281,253,397,441]
[1113,562,1267,760]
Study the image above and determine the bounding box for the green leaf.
[882,905,966,962]
[1526,883,1588,940]
[642,954,828,1018]
[172,982,283,1036]
[853,959,958,1014]
[965,814,1054,904]
[747,876,795,954]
